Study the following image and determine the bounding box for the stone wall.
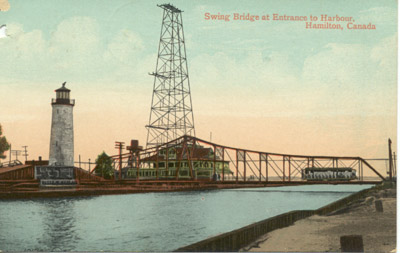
[35,166,76,186]
[35,166,75,179]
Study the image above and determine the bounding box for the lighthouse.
[48,82,75,166]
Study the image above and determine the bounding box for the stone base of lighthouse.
[35,165,76,187]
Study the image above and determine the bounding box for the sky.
[0,0,397,176]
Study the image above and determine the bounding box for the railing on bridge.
[0,161,34,180]
[74,167,104,182]
[0,160,23,168]
[108,135,386,183]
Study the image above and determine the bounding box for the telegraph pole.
[22,146,28,162]
[388,138,393,181]
[10,148,21,162]
[115,141,125,180]
[393,152,397,178]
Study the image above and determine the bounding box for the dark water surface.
[0,184,372,251]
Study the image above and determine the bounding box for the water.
[0,184,372,251]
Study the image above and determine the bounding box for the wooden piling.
[340,235,364,252]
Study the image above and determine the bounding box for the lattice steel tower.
[146,4,195,148]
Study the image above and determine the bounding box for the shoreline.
[242,183,396,252]
[0,182,296,200]
[0,180,379,200]
[175,183,394,252]
[0,185,223,199]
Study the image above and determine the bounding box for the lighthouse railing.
[51,98,75,105]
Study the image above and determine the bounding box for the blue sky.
[0,0,397,165]
[0,0,396,83]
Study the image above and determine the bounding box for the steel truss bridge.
[108,135,386,184]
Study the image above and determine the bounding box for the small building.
[122,143,233,180]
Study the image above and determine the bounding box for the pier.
[0,134,386,199]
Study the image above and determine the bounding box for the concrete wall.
[175,184,384,252]
[49,104,74,166]
[35,166,75,179]
[175,210,315,252]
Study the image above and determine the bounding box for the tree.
[94,151,114,179]
[0,124,10,160]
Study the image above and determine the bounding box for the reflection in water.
[37,198,80,251]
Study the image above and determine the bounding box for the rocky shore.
[242,185,396,252]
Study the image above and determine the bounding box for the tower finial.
[62,82,66,87]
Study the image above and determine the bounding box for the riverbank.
[1,179,379,199]
[0,181,292,199]
[242,184,396,252]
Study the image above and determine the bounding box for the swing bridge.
[0,135,392,197]
[106,135,388,185]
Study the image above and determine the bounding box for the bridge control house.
[119,140,234,180]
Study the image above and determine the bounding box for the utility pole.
[22,146,28,162]
[115,141,125,180]
[393,152,397,178]
[11,149,21,162]
[388,138,393,181]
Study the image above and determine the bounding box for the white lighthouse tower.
[49,82,75,166]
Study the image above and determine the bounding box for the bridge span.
[0,135,388,199]
[108,135,386,184]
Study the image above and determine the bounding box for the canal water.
[0,184,372,251]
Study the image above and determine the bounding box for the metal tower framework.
[146,4,195,148]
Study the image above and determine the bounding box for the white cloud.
[357,7,397,25]
[104,29,144,68]
[370,34,397,84]
[300,34,397,116]
[189,33,396,118]
[302,43,375,86]
[302,34,397,89]
[0,17,147,82]
[0,23,47,78]
[190,50,298,92]
[189,50,305,118]
[0,15,396,120]
[48,17,104,77]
